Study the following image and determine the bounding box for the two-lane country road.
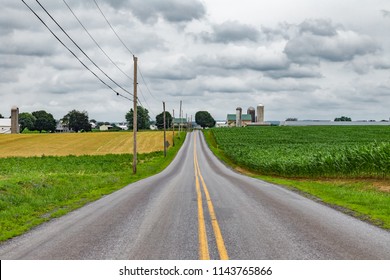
[1,131,390,259]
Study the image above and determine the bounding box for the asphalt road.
[0,131,389,259]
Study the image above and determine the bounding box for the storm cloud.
[1,0,390,122]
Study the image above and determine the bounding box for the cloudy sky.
[1,0,390,122]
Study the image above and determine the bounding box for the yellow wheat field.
[0,132,173,158]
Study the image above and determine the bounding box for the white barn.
[0,119,11,134]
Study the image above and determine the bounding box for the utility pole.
[133,55,138,174]
[172,109,175,147]
[179,100,182,138]
[163,101,167,157]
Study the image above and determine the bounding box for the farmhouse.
[0,119,11,134]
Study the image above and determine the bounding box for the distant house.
[150,124,158,130]
[215,121,228,128]
[56,121,70,133]
[226,114,252,127]
[99,124,113,131]
[116,123,128,130]
[0,119,11,134]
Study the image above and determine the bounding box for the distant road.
[0,131,389,259]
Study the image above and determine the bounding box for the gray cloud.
[0,31,58,57]
[199,45,289,72]
[102,0,206,23]
[200,21,260,43]
[382,10,390,17]
[1,0,390,122]
[264,64,323,79]
[298,19,338,36]
[285,25,379,63]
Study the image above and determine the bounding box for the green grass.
[257,176,390,229]
[0,133,186,242]
[203,128,390,229]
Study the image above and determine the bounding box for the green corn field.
[211,126,390,178]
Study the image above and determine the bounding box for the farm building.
[226,114,252,127]
[0,119,11,134]
[226,104,268,127]
[173,118,188,128]
[99,124,113,131]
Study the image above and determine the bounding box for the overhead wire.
[93,0,135,57]
[35,0,133,98]
[92,0,162,115]
[21,0,133,103]
[62,0,133,82]
[138,65,160,102]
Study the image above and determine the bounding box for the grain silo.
[247,107,255,123]
[236,107,242,127]
[256,104,264,123]
[11,106,19,134]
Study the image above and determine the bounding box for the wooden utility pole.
[133,56,138,174]
[172,109,175,147]
[179,100,182,137]
[163,101,167,157]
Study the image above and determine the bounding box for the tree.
[19,112,36,132]
[195,111,216,128]
[334,116,352,121]
[62,110,91,132]
[126,106,150,130]
[155,111,172,129]
[32,110,56,133]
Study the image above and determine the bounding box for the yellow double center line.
[193,132,229,260]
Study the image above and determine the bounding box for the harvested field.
[0,131,171,157]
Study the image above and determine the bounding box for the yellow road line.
[194,134,210,260]
[194,132,229,260]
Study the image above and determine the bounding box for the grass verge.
[0,133,186,242]
[203,130,390,230]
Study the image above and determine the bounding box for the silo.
[236,107,242,127]
[247,107,255,123]
[11,106,19,134]
[256,104,264,123]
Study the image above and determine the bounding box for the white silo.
[236,107,242,127]
[256,104,264,123]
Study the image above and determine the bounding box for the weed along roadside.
[203,127,390,230]
[0,133,186,242]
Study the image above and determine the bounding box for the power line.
[62,0,133,82]
[21,0,132,103]
[137,84,156,117]
[91,0,174,109]
[35,0,133,97]
[138,65,160,102]
[93,0,135,56]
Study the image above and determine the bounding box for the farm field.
[207,126,390,229]
[0,131,171,158]
[0,133,185,242]
[211,126,390,179]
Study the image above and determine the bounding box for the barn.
[0,119,11,134]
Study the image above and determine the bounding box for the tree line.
[17,110,91,133]
[12,107,216,133]
[126,107,216,130]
